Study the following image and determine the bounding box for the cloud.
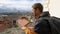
[0,0,43,8]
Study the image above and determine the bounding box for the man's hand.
[21,27,37,34]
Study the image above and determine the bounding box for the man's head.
[32,3,43,19]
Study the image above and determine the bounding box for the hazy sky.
[0,0,43,9]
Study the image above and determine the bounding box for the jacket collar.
[40,11,50,17]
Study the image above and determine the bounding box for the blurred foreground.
[0,12,34,34]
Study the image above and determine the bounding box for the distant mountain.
[0,6,18,13]
[0,6,31,13]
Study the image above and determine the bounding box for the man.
[32,3,51,34]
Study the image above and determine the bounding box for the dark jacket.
[34,11,51,34]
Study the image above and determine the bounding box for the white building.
[43,0,60,18]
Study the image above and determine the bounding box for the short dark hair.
[32,3,43,13]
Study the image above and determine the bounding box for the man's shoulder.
[37,17,46,22]
[35,17,48,24]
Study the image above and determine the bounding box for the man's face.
[32,8,35,15]
[32,8,40,18]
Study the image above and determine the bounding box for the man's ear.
[36,8,39,11]
[35,8,38,11]
[36,8,42,15]
[34,8,38,13]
